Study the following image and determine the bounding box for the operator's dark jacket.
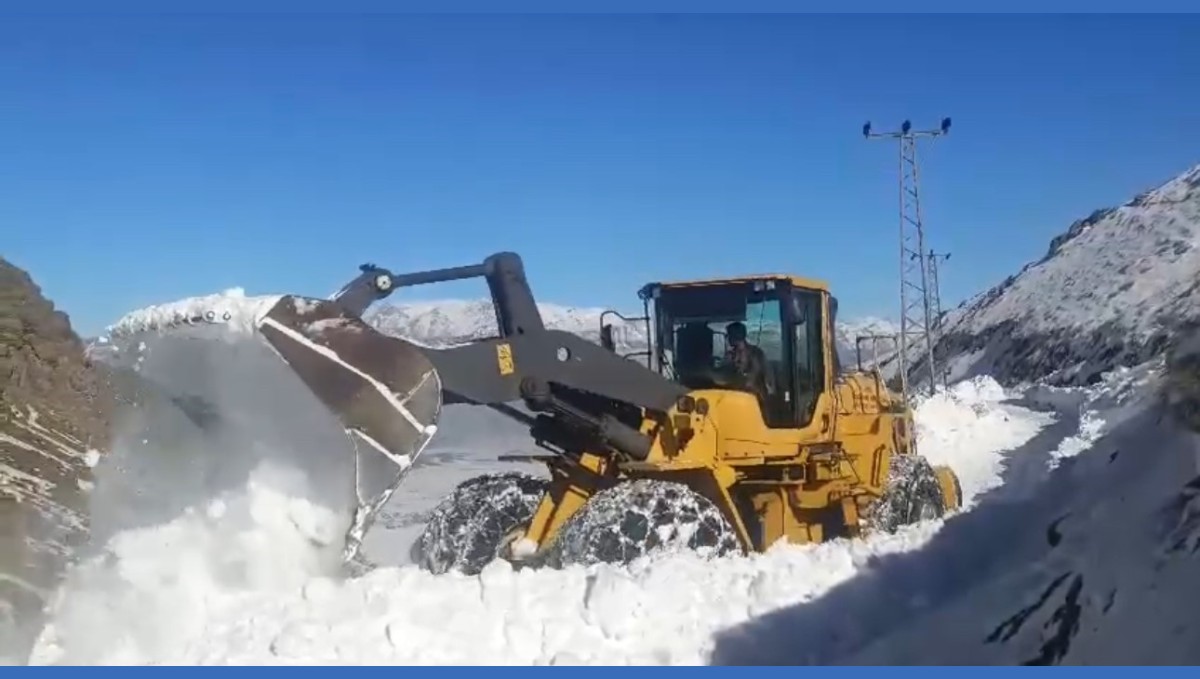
[726,342,773,401]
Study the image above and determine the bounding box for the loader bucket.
[253,295,444,554]
[97,293,443,565]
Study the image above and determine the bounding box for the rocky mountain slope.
[920,162,1200,388]
[0,258,116,662]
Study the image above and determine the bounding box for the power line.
[862,117,951,400]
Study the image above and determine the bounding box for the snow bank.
[914,376,1053,505]
[27,372,1050,665]
[172,525,948,665]
[31,512,943,665]
[30,461,347,665]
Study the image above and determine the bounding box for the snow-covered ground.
[27,370,1064,665]
[712,359,1200,665]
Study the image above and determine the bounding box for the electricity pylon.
[927,250,950,330]
[863,117,951,399]
[927,249,951,388]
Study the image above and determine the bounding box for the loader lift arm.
[263,251,689,463]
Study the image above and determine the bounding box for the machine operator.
[723,321,773,403]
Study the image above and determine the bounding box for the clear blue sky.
[3,13,1199,337]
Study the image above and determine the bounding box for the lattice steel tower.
[862,117,951,399]
[927,250,950,330]
[927,249,951,388]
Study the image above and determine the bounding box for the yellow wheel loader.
[239,251,962,574]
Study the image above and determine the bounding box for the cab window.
[790,289,826,426]
[653,282,794,428]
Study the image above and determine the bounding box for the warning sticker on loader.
[496,342,515,375]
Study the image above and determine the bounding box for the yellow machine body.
[514,274,960,557]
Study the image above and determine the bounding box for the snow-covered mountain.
[835,316,901,368]
[365,299,898,371]
[927,163,1200,387]
[364,299,647,352]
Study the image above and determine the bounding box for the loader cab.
[633,276,834,429]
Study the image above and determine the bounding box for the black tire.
[861,453,948,534]
[414,471,549,575]
[547,478,741,567]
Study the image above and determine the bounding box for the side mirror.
[600,324,616,352]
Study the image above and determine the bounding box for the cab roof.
[641,273,830,294]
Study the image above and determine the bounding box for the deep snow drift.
[27,375,1048,665]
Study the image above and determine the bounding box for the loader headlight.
[374,274,393,291]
